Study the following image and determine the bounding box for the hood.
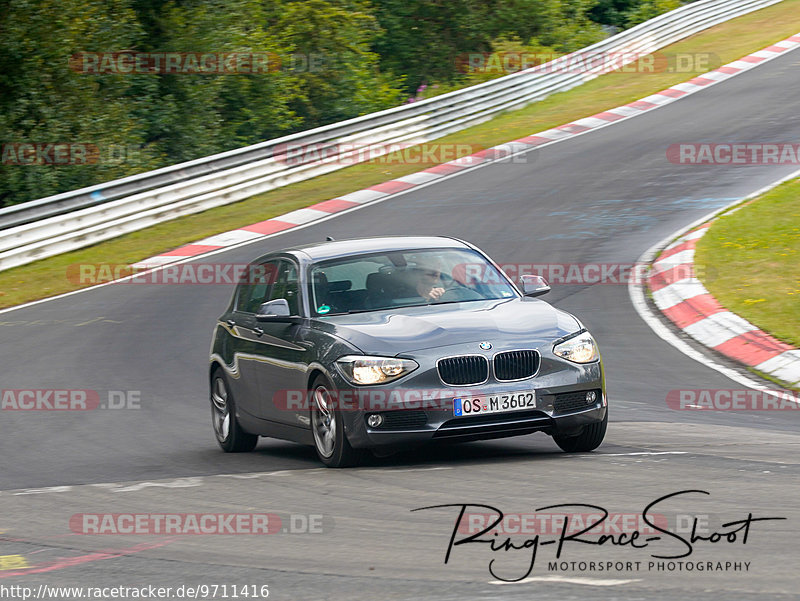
[310,298,581,356]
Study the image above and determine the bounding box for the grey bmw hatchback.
[209,236,607,467]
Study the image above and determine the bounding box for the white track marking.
[0,466,454,496]
[588,451,687,457]
[629,166,800,392]
[10,486,72,496]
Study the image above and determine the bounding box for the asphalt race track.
[1,43,799,600]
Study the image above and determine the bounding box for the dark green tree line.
[0,0,682,206]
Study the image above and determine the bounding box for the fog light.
[367,414,383,428]
[586,390,597,404]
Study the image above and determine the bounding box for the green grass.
[747,366,799,390]
[2,0,800,309]
[694,177,800,348]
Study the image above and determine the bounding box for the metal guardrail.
[0,0,783,271]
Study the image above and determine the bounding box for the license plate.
[453,391,536,416]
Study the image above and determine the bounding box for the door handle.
[253,327,264,336]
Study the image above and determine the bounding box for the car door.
[252,258,311,426]
[226,259,281,419]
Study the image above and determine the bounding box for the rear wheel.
[210,369,258,452]
[310,375,365,468]
[553,411,607,453]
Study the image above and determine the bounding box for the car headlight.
[336,356,419,385]
[553,330,599,363]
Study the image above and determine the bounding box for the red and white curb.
[649,223,800,388]
[133,33,800,270]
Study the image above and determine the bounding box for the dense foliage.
[0,0,682,206]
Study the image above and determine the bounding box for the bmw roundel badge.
[479,341,492,350]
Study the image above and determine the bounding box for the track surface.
[1,44,799,600]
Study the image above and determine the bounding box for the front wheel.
[210,369,258,452]
[310,376,365,468]
[553,411,607,453]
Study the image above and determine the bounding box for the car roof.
[258,236,472,263]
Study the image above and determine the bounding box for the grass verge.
[694,176,800,348]
[2,0,800,309]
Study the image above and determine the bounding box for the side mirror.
[521,274,550,297]
[256,298,291,320]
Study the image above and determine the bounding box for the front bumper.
[345,392,606,449]
[329,341,606,450]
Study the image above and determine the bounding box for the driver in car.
[413,259,447,302]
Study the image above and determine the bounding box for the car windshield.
[308,248,518,316]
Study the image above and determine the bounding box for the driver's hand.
[427,286,445,301]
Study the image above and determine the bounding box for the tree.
[370,0,605,94]
[129,0,303,161]
[270,0,402,127]
[0,0,155,206]
[625,0,683,27]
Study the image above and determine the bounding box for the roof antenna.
[326,236,335,241]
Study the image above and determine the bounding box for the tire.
[553,411,607,453]
[310,375,365,468]
[210,369,258,453]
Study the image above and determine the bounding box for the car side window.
[268,260,300,316]
[234,260,280,313]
